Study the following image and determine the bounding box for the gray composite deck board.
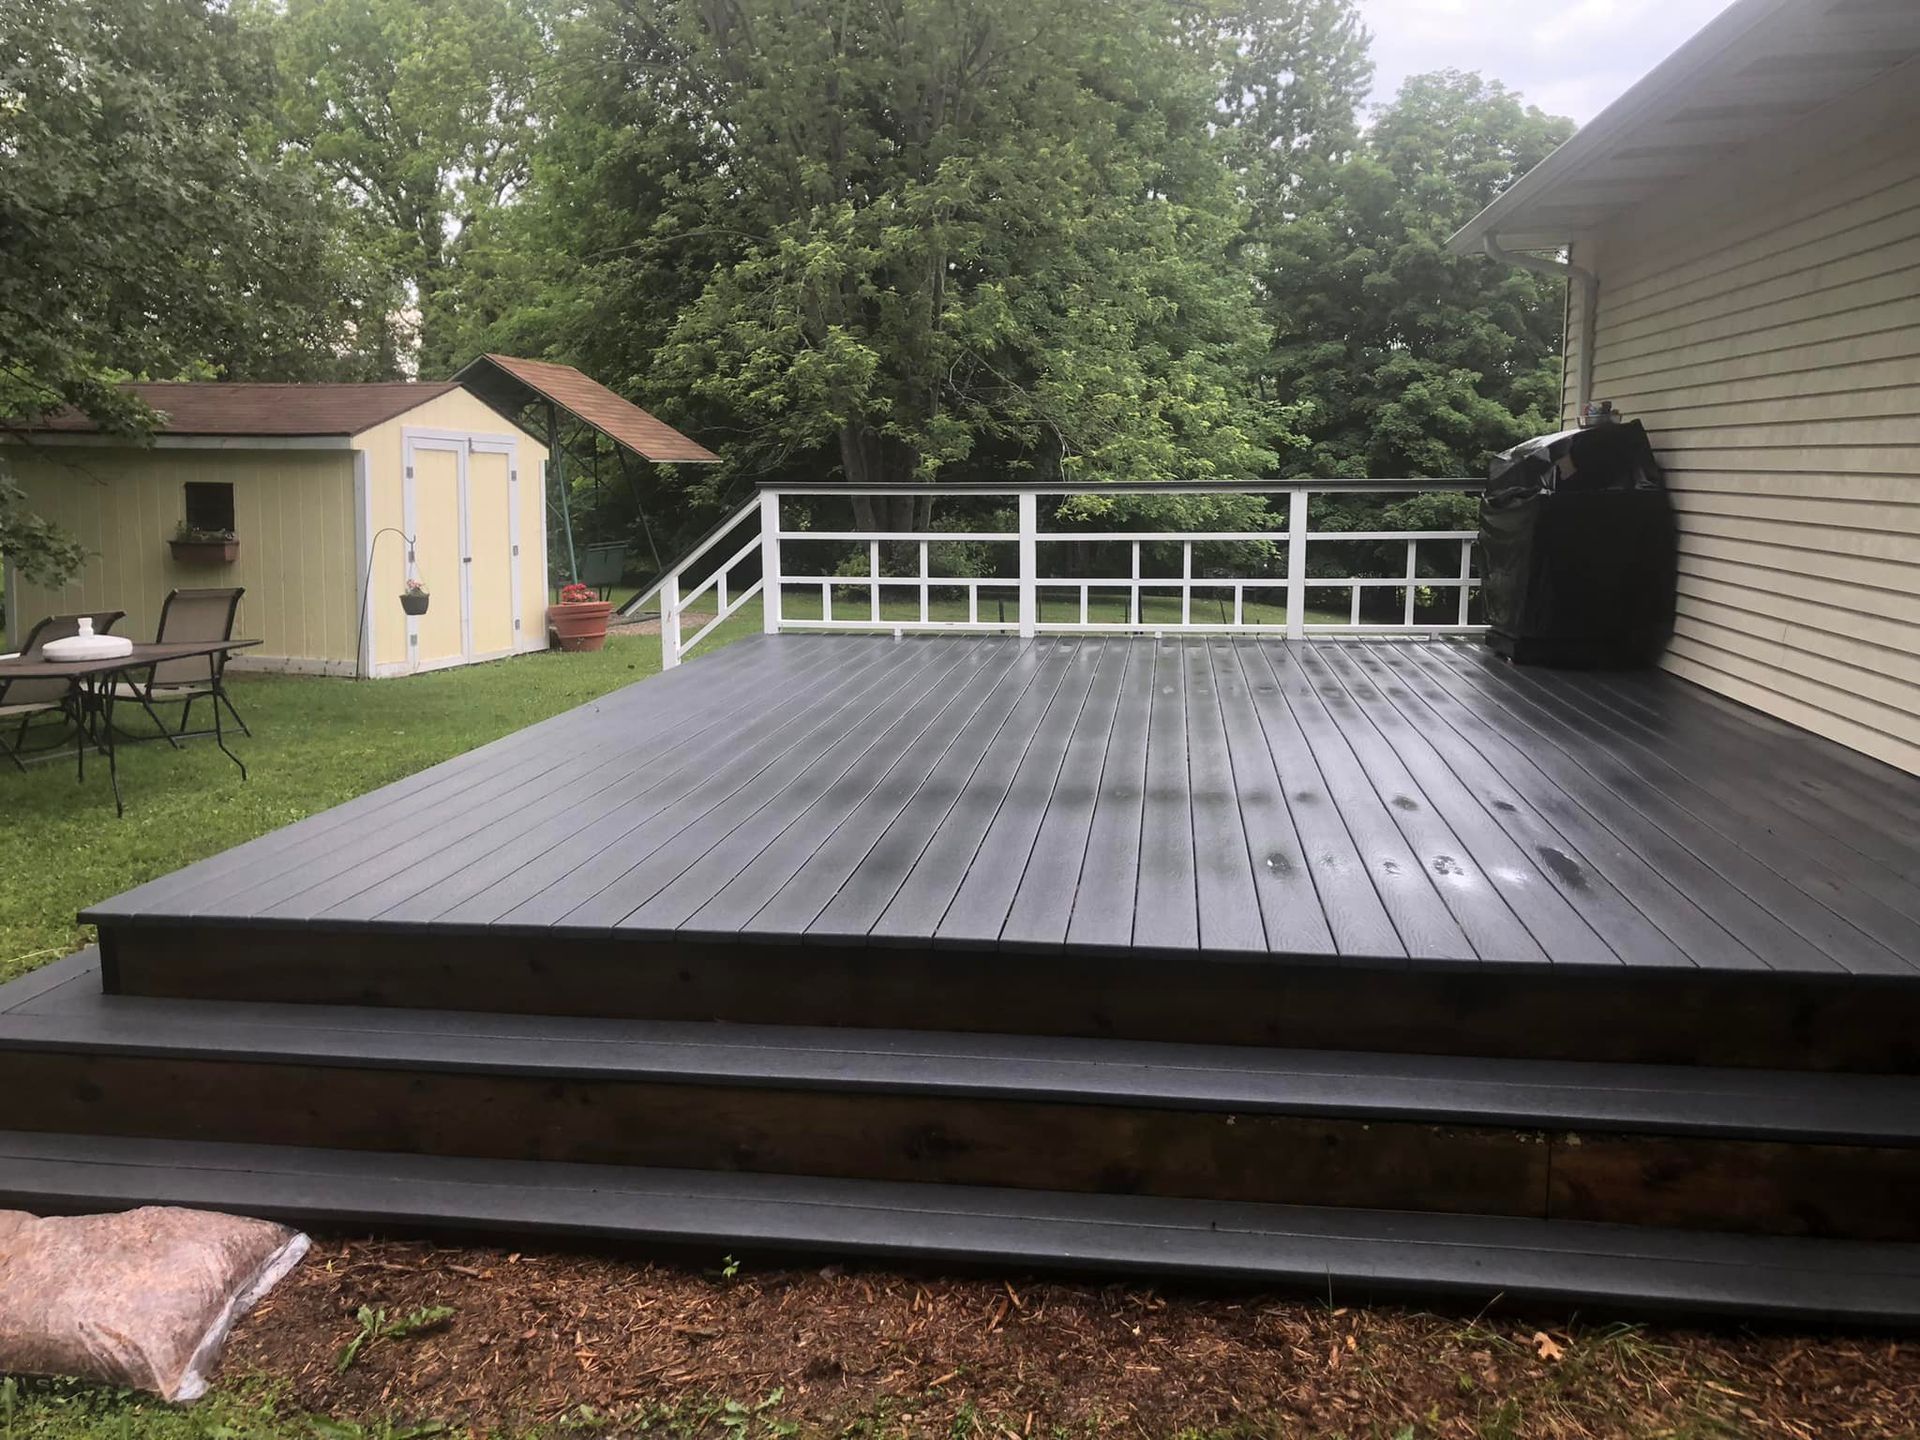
[997,641,1136,950]
[85,633,829,922]
[1315,645,1687,968]
[9,954,1920,1143]
[1421,643,1915,976]
[1,1131,1916,1320]
[83,636,1920,978]
[1353,643,1767,971]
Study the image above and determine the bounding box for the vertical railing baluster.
[1404,538,1418,626]
[821,579,830,623]
[1017,492,1038,637]
[759,488,782,635]
[1458,538,1474,627]
[1351,586,1362,627]
[1130,540,1141,626]
[1233,584,1244,626]
[661,572,681,670]
[1286,489,1308,640]
[869,538,881,623]
[1081,583,1089,626]
[1181,541,1192,627]
[919,540,929,624]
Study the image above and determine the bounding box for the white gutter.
[1483,236,1600,414]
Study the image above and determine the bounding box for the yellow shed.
[4,382,550,677]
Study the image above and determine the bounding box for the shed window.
[184,482,235,535]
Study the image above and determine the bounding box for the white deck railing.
[626,481,1484,669]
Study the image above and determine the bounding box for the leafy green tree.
[1200,0,1373,248]
[1265,70,1573,482]
[0,0,388,589]
[522,0,1286,534]
[270,0,549,374]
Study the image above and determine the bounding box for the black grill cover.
[1479,421,1677,667]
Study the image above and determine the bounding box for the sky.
[1355,0,1741,124]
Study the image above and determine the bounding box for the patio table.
[0,639,259,815]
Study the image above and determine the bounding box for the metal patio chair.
[113,587,250,744]
[0,611,126,770]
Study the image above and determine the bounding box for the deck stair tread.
[0,1130,1916,1322]
[10,954,1919,1145]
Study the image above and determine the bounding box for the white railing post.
[1458,537,1474,627]
[661,572,681,669]
[1286,488,1309,640]
[1017,491,1037,638]
[759,488,781,634]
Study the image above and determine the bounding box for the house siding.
[1570,71,1920,775]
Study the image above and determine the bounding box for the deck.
[13,633,1920,1319]
[85,634,1920,1060]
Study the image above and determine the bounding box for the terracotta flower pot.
[547,599,614,652]
[170,539,239,565]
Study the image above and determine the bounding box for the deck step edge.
[1,1131,1917,1322]
[6,955,1919,1144]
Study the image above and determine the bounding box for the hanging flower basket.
[547,582,613,652]
[400,579,430,616]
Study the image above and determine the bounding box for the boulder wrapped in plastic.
[0,1206,309,1403]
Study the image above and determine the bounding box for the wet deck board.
[84,634,1920,978]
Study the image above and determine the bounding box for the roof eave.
[1448,0,1800,256]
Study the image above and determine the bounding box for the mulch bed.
[225,1237,1920,1437]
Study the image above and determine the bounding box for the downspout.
[1483,236,1601,414]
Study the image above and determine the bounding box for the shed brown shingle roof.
[29,381,465,437]
[456,354,719,464]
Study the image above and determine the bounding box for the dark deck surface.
[87,634,1920,976]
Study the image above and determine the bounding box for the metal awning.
[452,354,719,464]
[451,354,719,586]
[1450,0,1920,256]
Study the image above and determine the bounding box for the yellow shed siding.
[351,388,548,676]
[1568,72,1920,775]
[4,445,358,665]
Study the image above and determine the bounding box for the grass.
[0,611,764,982]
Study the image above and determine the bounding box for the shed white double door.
[403,431,525,672]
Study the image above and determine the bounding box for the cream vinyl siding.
[1568,69,1920,775]
[4,446,358,665]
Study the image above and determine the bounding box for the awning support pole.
[550,399,579,584]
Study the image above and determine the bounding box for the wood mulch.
[225,1236,1920,1437]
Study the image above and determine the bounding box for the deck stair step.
[6,952,1920,1251]
[6,954,1920,1146]
[0,1130,1917,1324]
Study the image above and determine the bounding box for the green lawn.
[0,612,762,983]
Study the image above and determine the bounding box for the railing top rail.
[617,492,761,618]
[758,478,1482,497]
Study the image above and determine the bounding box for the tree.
[1263,71,1573,482]
[0,0,388,588]
[524,0,1286,533]
[271,0,549,374]
[1200,0,1373,249]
